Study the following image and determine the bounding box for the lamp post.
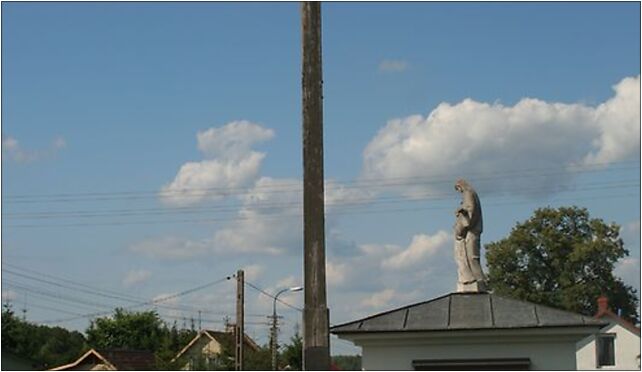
[271,286,303,371]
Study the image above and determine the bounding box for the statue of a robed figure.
[453,179,487,292]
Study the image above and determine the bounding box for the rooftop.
[331,292,608,334]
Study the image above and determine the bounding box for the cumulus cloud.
[326,261,348,287]
[378,60,409,73]
[133,177,299,258]
[212,176,375,256]
[213,177,302,255]
[161,121,273,206]
[381,231,450,270]
[122,269,152,288]
[325,229,462,325]
[2,135,66,163]
[325,180,376,211]
[242,264,264,282]
[360,288,395,308]
[585,76,641,165]
[362,75,640,197]
[197,121,274,159]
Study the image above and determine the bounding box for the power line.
[3,187,638,229]
[6,282,272,328]
[2,263,271,318]
[3,280,118,310]
[244,281,302,312]
[5,274,234,324]
[3,178,638,220]
[2,159,637,203]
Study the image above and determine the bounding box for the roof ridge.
[332,292,608,334]
[595,309,641,335]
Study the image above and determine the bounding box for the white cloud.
[160,153,266,206]
[122,269,152,288]
[197,120,274,160]
[242,264,264,282]
[378,60,409,73]
[360,288,395,309]
[326,261,348,287]
[325,180,376,211]
[133,178,301,258]
[585,76,641,165]
[362,75,640,197]
[213,177,302,255]
[161,121,273,206]
[381,231,450,270]
[212,176,374,256]
[2,135,67,163]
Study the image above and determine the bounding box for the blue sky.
[2,2,640,355]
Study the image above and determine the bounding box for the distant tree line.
[2,305,360,370]
[2,303,86,370]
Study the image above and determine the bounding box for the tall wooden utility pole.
[301,2,330,370]
[235,269,245,371]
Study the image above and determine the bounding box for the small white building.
[331,292,607,370]
[576,296,640,370]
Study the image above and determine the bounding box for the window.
[413,358,531,370]
[597,334,616,367]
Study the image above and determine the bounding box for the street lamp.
[271,286,303,371]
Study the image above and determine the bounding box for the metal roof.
[331,292,607,334]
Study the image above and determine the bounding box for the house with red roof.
[576,296,641,370]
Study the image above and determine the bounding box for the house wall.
[179,337,223,370]
[360,338,577,370]
[338,330,595,371]
[64,363,113,371]
[576,323,641,370]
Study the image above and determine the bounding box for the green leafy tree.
[486,206,639,322]
[280,331,303,370]
[206,339,270,370]
[2,303,87,369]
[245,344,271,370]
[86,308,168,352]
[36,325,87,368]
[156,322,198,370]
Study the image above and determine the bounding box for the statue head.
[454,179,472,193]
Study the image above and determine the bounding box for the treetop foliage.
[486,206,638,323]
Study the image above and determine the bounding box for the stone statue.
[453,179,486,292]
